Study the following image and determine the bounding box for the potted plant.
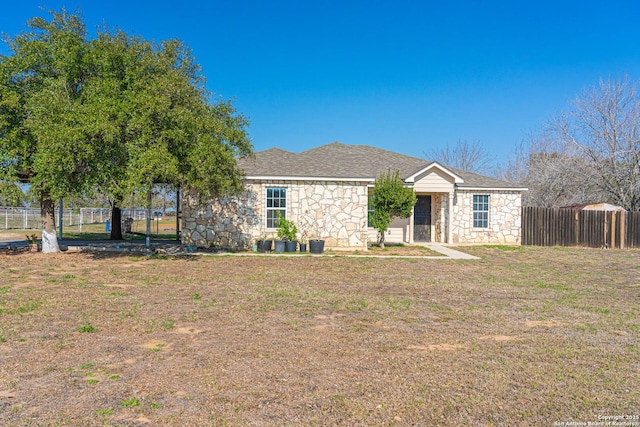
[274,239,286,253]
[297,216,310,253]
[256,234,272,253]
[309,238,324,254]
[25,234,39,252]
[308,211,327,254]
[276,212,298,252]
[299,230,308,252]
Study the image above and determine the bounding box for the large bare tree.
[498,77,640,211]
[549,77,640,211]
[497,132,601,208]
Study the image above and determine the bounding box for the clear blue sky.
[3,1,640,169]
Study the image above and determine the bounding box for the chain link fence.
[0,207,140,230]
[0,207,173,240]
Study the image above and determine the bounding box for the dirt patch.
[479,335,519,341]
[525,320,566,328]
[408,343,467,351]
[0,232,27,242]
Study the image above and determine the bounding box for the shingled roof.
[237,142,523,189]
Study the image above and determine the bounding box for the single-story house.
[181,142,527,250]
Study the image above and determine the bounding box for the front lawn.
[0,246,637,425]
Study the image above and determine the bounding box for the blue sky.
[3,1,640,171]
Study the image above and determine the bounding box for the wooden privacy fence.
[522,207,640,249]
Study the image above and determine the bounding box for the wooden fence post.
[611,211,616,249]
[603,212,608,248]
[620,211,626,249]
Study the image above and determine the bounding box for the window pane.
[472,195,489,228]
[266,188,286,228]
[266,209,280,228]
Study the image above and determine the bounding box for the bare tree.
[425,139,494,174]
[496,76,640,210]
[496,133,603,208]
[549,76,640,211]
[494,140,529,185]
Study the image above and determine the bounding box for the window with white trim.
[473,195,489,228]
[266,187,286,228]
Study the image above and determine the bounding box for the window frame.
[265,187,287,229]
[472,194,490,229]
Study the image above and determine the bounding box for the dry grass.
[0,246,638,426]
[330,243,442,257]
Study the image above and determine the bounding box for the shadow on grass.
[62,232,177,241]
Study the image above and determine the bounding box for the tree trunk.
[379,231,385,249]
[41,195,60,253]
[110,197,123,240]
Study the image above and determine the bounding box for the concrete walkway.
[420,244,480,260]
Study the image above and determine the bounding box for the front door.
[413,195,431,242]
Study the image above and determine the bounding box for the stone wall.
[181,180,370,250]
[432,193,444,243]
[293,181,369,248]
[450,190,522,244]
[181,189,260,250]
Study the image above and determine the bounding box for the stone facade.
[181,180,370,250]
[181,182,523,249]
[181,189,260,250]
[450,190,522,244]
[432,193,445,243]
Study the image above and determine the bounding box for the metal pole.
[175,185,180,241]
[58,198,63,239]
[146,188,151,248]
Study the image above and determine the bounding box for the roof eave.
[455,186,528,191]
[245,175,375,182]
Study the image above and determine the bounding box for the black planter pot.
[285,241,297,252]
[299,243,307,253]
[309,239,325,254]
[274,240,286,253]
[257,240,272,253]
